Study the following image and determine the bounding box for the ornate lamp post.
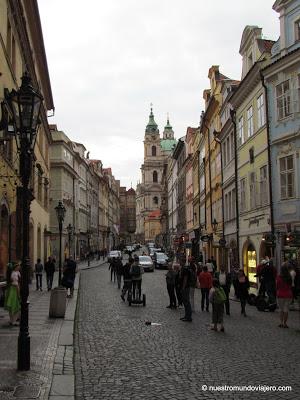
[212,218,218,233]
[4,73,43,371]
[55,201,66,285]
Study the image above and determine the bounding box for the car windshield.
[156,253,167,260]
[139,256,151,262]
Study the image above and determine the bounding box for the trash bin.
[49,286,67,318]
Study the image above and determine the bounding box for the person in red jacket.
[198,266,213,312]
[276,264,293,328]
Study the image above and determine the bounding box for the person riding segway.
[128,255,146,306]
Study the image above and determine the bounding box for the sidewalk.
[0,258,107,400]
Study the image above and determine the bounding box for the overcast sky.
[37,0,279,189]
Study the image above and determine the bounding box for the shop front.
[243,241,257,288]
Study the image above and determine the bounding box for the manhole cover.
[13,385,40,398]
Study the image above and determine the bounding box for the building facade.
[0,0,54,281]
[263,0,300,266]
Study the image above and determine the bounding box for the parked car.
[149,248,162,258]
[138,255,154,272]
[154,252,169,269]
[108,250,122,262]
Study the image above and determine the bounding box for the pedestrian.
[179,264,192,322]
[209,278,226,332]
[44,256,55,291]
[288,264,297,304]
[211,256,217,273]
[206,258,214,275]
[166,263,177,309]
[115,257,123,289]
[34,258,43,291]
[276,264,293,328]
[199,265,213,312]
[188,258,198,312]
[4,262,21,326]
[236,269,250,317]
[215,265,231,315]
[109,258,117,282]
[174,263,183,307]
[62,255,77,298]
[260,257,277,305]
[130,255,143,300]
[121,257,133,301]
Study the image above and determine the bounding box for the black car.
[154,252,169,269]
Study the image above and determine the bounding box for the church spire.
[163,113,174,139]
[145,104,158,134]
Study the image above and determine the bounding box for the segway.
[256,295,277,312]
[128,287,146,307]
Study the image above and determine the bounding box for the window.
[222,142,227,166]
[153,170,158,183]
[232,189,236,219]
[238,117,244,145]
[240,178,246,212]
[247,106,253,137]
[276,80,291,120]
[153,196,158,205]
[224,193,228,221]
[260,166,268,206]
[44,181,49,209]
[151,146,156,156]
[200,174,205,193]
[295,19,300,41]
[249,172,256,209]
[280,155,295,199]
[257,94,265,128]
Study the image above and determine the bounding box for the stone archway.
[0,204,9,279]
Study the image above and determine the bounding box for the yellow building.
[200,66,229,268]
[0,0,54,280]
[230,26,274,286]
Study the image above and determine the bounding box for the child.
[209,278,226,332]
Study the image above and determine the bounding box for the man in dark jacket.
[179,264,192,322]
[115,257,123,289]
[45,257,55,291]
[121,257,133,301]
[62,256,77,298]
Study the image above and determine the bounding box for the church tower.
[136,107,175,243]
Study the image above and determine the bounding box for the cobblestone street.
[74,262,300,400]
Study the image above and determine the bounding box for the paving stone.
[74,261,300,399]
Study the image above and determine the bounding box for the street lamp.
[67,223,74,258]
[212,218,218,233]
[3,73,43,371]
[55,201,66,285]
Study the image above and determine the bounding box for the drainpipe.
[213,133,225,267]
[230,109,240,267]
[260,72,275,258]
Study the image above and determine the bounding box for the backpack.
[214,287,227,304]
[131,264,140,277]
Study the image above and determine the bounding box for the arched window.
[153,171,158,183]
[153,196,158,205]
[151,146,156,156]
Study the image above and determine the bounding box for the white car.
[108,250,121,261]
[138,255,154,272]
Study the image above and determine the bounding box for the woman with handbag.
[62,256,77,298]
